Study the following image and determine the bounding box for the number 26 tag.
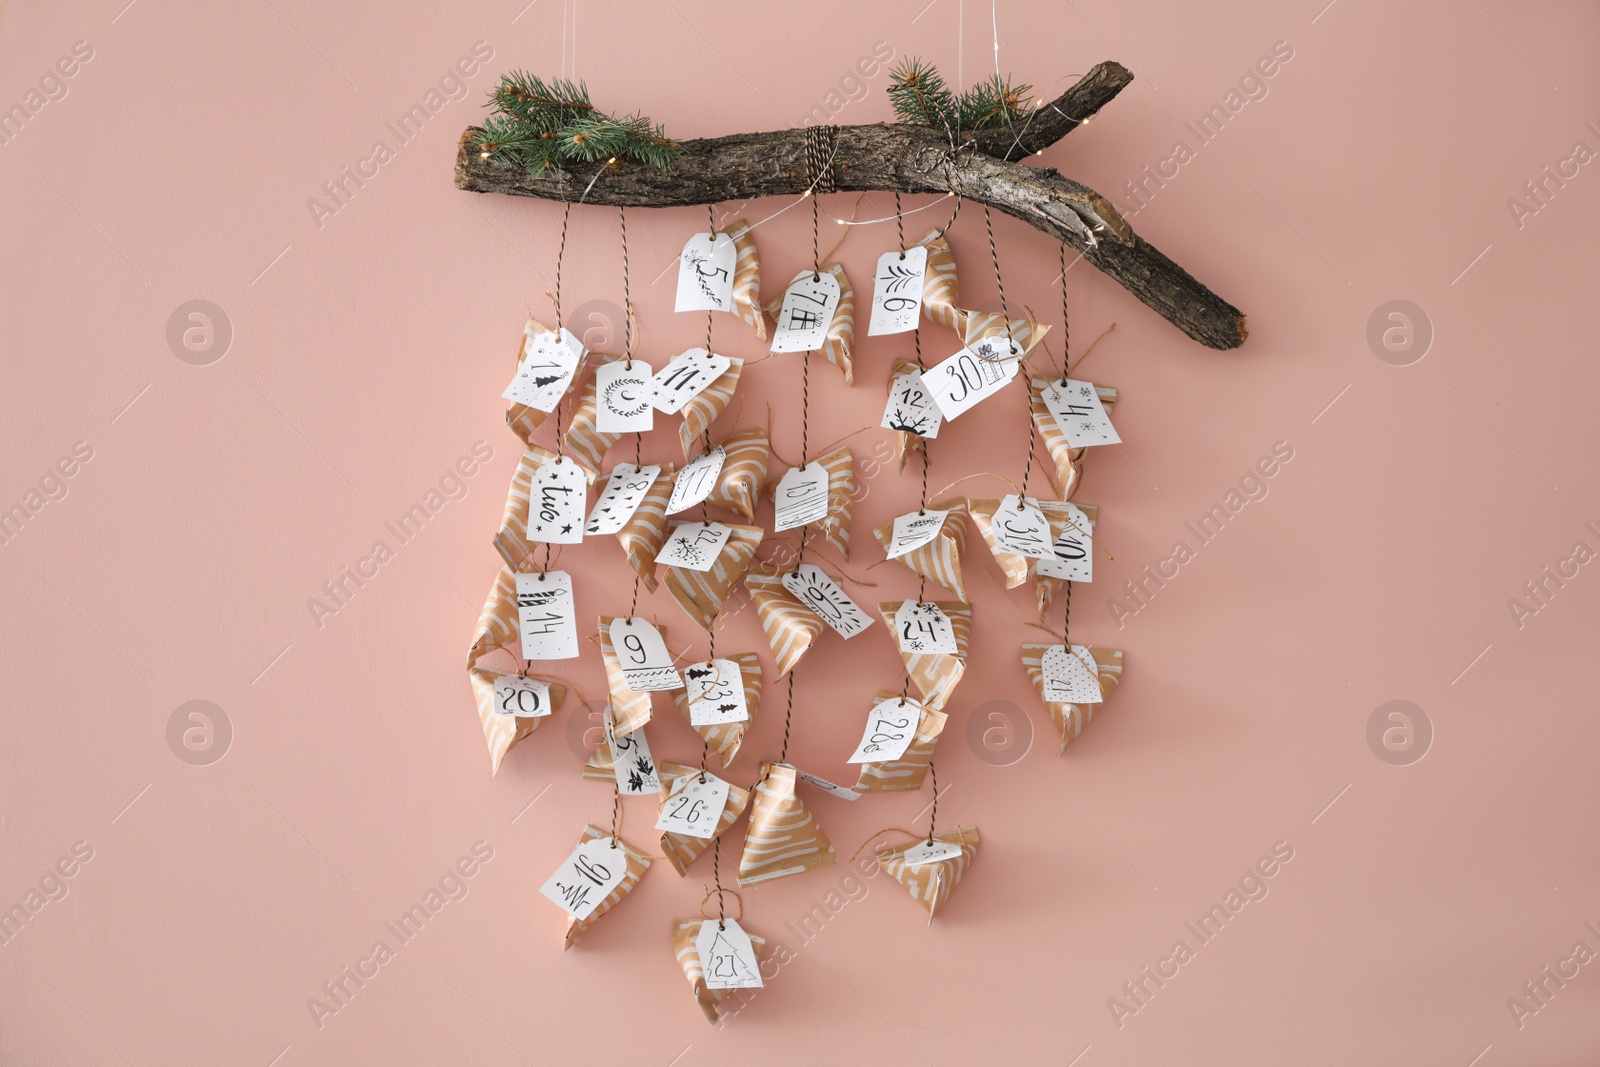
[654,772,730,840]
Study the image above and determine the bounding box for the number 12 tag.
[493,675,552,717]
[655,772,730,840]
[882,367,941,439]
[927,335,1020,420]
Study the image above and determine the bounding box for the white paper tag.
[503,327,585,412]
[527,459,587,545]
[651,348,734,415]
[903,839,963,867]
[655,772,730,840]
[846,696,921,764]
[515,570,578,660]
[675,232,737,313]
[782,564,873,639]
[1036,503,1094,582]
[667,446,725,514]
[885,508,949,559]
[607,718,661,794]
[1042,644,1104,704]
[793,767,864,801]
[684,659,750,726]
[585,463,660,536]
[492,675,552,718]
[881,367,942,439]
[770,271,840,353]
[1043,378,1121,447]
[539,836,627,921]
[656,521,732,573]
[893,601,957,655]
[593,359,654,433]
[608,617,682,692]
[927,335,1021,421]
[772,463,829,532]
[867,246,927,336]
[696,917,764,990]
[991,494,1054,559]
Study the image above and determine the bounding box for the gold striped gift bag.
[853,694,947,794]
[878,826,980,919]
[872,499,970,602]
[968,498,1034,589]
[467,665,567,777]
[672,652,763,768]
[562,825,652,949]
[677,357,742,458]
[658,768,752,877]
[816,446,856,557]
[705,427,769,523]
[672,917,768,1024]
[958,312,1051,359]
[765,264,856,384]
[1020,644,1125,752]
[617,463,676,592]
[915,229,962,332]
[493,445,560,569]
[563,353,630,480]
[505,315,556,445]
[724,220,767,341]
[877,600,970,711]
[663,523,764,631]
[738,762,836,886]
[1034,501,1099,618]
[598,614,657,736]
[466,566,530,775]
[1029,378,1118,501]
[744,569,824,677]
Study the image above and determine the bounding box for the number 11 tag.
[655,772,730,840]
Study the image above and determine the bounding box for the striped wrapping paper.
[493,444,560,570]
[877,600,971,712]
[704,427,769,524]
[617,462,676,593]
[724,220,767,341]
[467,665,567,778]
[597,614,657,736]
[505,315,556,445]
[872,499,970,602]
[562,825,652,949]
[677,356,742,458]
[744,568,825,677]
[672,917,769,1024]
[886,358,930,474]
[1029,378,1119,501]
[915,229,962,333]
[657,765,752,877]
[764,263,856,384]
[738,762,836,886]
[465,565,551,776]
[853,693,947,794]
[1020,644,1126,752]
[968,498,1033,590]
[563,353,630,480]
[1034,501,1099,618]
[878,826,980,919]
[672,652,763,768]
[663,523,764,631]
[815,446,856,558]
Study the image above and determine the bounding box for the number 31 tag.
[654,772,731,840]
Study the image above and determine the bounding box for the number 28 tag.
[846,696,921,763]
[654,772,730,840]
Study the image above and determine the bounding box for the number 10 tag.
[655,772,730,840]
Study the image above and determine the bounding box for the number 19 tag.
[654,772,730,840]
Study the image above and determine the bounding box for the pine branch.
[473,69,683,176]
[888,58,1033,133]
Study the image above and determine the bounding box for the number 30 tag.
[927,335,1020,420]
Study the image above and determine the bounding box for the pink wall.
[3,0,1598,1063]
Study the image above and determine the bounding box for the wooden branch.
[453,63,1246,350]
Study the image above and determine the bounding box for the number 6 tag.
[654,772,730,840]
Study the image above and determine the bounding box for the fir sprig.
[474,70,683,176]
[887,58,1033,133]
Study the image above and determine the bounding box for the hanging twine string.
[981,204,1038,498]
[926,760,938,842]
[620,206,634,368]
[698,882,741,929]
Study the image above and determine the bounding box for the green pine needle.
[473,69,683,175]
[887,58,1033,133]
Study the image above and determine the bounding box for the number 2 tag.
[893,601,957,655]
[991,494,1054,559]
[846,696,921,763]
[696,917,763,990]
[1042,644,1103,704]
[867,246,927,335]
[527,459,587,545]
[675,232,737,312]
[770,271,840,353]
[684,659,750,725]
[927,335,1020,421]
[651,348,732,415]
[654,772,730,840]
[594,359,654,433]
[492,675,551,718]
[608,617,682,692]
[539,837,627,921]
[782,564,873,639]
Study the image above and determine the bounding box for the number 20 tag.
[492,675,551,718]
